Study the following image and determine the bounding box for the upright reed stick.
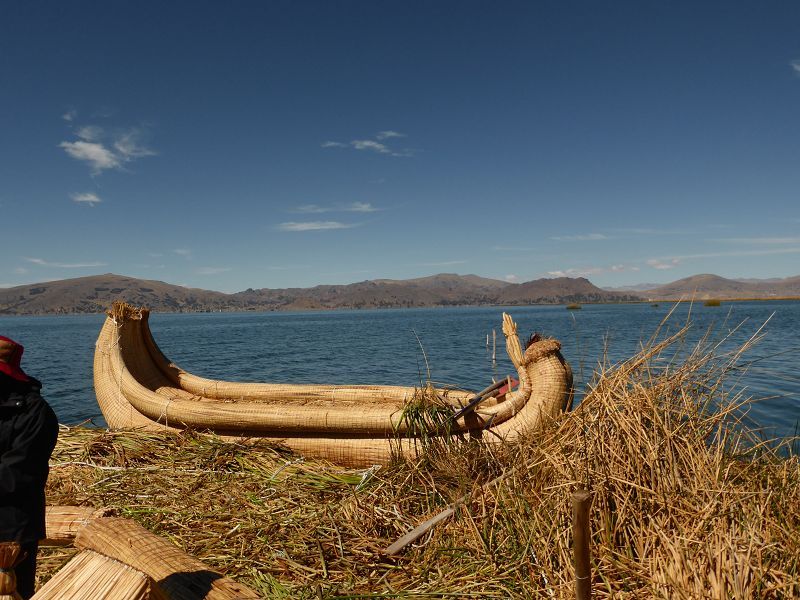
[572,487,592,600]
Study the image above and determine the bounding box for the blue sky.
[1,1,799,292]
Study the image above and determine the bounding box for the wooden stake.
[492,329,496,363]
[572,488,592,600]
[384,507,456,556]
[383,468,515,556]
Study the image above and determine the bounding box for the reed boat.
[94,302,573,466]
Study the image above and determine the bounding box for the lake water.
[1,301,798,441]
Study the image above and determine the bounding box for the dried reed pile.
[41,321,799,598]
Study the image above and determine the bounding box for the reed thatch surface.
[74,517,260,599]
[32,550,156,600]
[43,506,113,546]
[41,321,800,598]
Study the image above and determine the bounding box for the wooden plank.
[384,508,456,556]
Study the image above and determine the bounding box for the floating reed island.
[34,310,800,597]
[94,302,573,467]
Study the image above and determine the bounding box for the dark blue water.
[1,302,798,440]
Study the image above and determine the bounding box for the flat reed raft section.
[42,324,800,598]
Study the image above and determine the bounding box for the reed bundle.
[40,319,800,598]
[0,543,22,600]
[43,506,113,546]
[32,551,156,600]
[75,518,259,600]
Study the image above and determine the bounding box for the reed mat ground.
[41,323,799,598]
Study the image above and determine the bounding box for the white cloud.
[346,201,378,212]
[278,221,357,232]
[293,202,380,214]
[114,130,156,159]
[62,109,77,122]
[547,263,641,278]
[71,192,102,206]
[547,267,604,278]
[60,140,120,173]
[714,237,800,245]
[550,233,609,241]
[14,267,28,274]
[196,267,231,275]
[376,130,406,140]
[611,227,692,236]
[321,132,415,157]
[76,125,103,141]
[60,122,155,174]
[294,204,329,213]
[504,274,519,282]
[417,260,467,267]
[647,258,681,270]
[24,257,106,268]
[351,139,391,154]
[791,58,800,74]
[174,248,192,258]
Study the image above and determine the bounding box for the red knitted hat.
[0,336,29,382]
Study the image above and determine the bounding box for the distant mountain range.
[0,272,797,315]
[0,273,638,315]
[636,273,800,300]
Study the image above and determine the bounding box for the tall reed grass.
[41,318,799,598]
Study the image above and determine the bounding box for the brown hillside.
[498,277,638,304]
[645,274,800,300]
[0,274,230,315]
[1,272,639,315]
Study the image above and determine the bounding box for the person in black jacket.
[0,336,58,599]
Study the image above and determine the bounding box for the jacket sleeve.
[0,398,59,494]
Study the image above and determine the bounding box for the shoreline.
[3,295,800,317]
